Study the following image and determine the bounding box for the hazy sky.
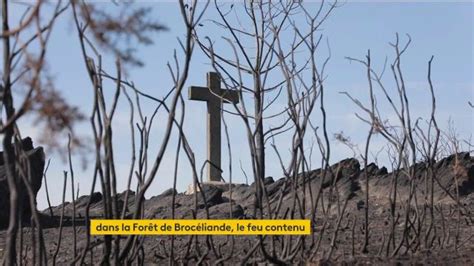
[7,1,472,209]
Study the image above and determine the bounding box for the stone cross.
[189,72,239,182]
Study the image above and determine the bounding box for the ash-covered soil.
[1,152,473,264]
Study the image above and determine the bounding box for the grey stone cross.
[189,72,239,182]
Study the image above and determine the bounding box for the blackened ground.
[0,152,473,264]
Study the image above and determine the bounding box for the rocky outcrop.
[0,137,45,229]
[369,152,474,202]
[40,152,474,222]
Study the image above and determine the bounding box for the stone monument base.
[185,181,241,195]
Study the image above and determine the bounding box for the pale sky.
[5,1,472,209]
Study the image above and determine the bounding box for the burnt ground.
[1,153,473,264]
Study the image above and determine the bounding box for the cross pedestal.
[188,72,239,189]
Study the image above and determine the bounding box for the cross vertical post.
[189,72,239,182]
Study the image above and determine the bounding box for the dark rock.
[362,163,387,176]
[249,176,274,189]
[332,158,361,200]
[75,192,102,208]
[222,184,253,206]
[337,158,360,178]
[459,165,474,196]
[377,167,388,175]
[160,188,177,197]
[0,138,45,229]
[363,163,379,176]
[47,189,137,219]
[317,158,360,188]
[117,190,135,200]
[198,203,244,219]
[264,176,274,185]
[266,178,286,197]
[0,137,33,165]
[197,185,224,207]
[115,190,136,213]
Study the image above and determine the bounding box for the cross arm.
[220,89,239,104]
[188,86,240,104]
